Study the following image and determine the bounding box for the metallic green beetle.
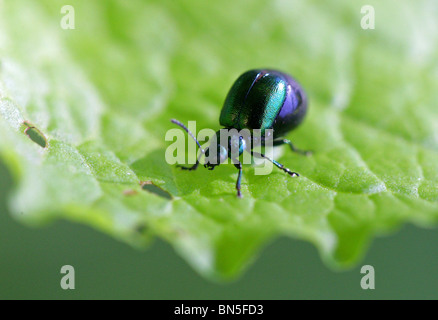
[172,69,310,198]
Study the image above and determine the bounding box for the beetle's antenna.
[171,119,205,153]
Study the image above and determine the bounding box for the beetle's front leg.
[234,160,243,198]
[177,152,203,171]
[177,161,200,171]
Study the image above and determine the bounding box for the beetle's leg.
[273,139,312,156]
[177,152,203,171]
[177,161,199,171]
[234,160,243,198]
[251,151,299,177]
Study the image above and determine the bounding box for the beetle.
[171,69,310,198]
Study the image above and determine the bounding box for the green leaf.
[1,0,438,280]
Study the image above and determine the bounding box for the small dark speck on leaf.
[134,224,149,235]
[140,181,172,200]
[23,121,47,148]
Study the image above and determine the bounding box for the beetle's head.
[204,143,228,170]
[204,130,247,170]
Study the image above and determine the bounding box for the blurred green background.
[1,160,438,299]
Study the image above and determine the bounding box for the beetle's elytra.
[172,69,310,198]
